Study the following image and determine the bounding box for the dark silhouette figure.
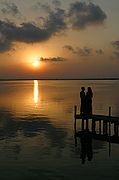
[80,87,86,115]
[86,87,93,115]
[80,129,93,164]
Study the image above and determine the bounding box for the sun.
[32,60,40,67]
[26,53,43,68]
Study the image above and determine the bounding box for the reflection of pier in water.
[74,106,119,144]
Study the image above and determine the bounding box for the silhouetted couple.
[80,87,93,115]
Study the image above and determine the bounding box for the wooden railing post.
[109,106,111,137]
[92,118,95,134]
[74,106,77,133]
[109,106,111,156]
[99,120,101,134]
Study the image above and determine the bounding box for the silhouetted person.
[80,129,93,164]
[86,87,93,115]
[80,87,86,115]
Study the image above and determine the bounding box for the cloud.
[52,0,61,7]
[63,45,75,53]
[33,1,107,30]
[96,49,104,55]
[0,21,49,52]
[1,2,21,17]
[64,45,92,56]
[112,41,119,50]
[44,8,66,33]
[32,1,61,12]
[112,40,119,59]
[0,1,107,53]
[78,47,92,56]
[113,51,119,59]
[68,2,107,29]
[0,30,12,52]
[40,56,66,62]
[33,2,51,13]
[0,7,66,52]
[64,45,105,57]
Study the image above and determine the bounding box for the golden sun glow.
[32,60,40,67]
[25,53,45,69]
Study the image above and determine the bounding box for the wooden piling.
[109,106,111,156]
[86,119,89,130]
[109,106,111,136]
[114,122,118,136]
[92,118,96,134]
[82,119,84,130]
[74,106,77,133]
[99,120,101,134]
[103,120,108,135]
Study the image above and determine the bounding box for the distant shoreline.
[0,78,119,81]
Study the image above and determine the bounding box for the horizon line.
[0,77,119,81]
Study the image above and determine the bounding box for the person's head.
[81,87,85,91]
[88,87,92,92]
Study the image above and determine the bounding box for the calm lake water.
[0,80,119,180]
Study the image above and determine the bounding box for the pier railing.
[74,106,119,143]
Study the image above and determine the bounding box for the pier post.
[74,106,78,146]
[86,119,89,130]
[103,120,108,135]
[114,122,118,136]
[92,118,95,134]
[99,120,101,134]
[109,106,111,156]
[117,123,119,136]
[82,119,84,130]
[109,106,111,137]
[74,106,77,133]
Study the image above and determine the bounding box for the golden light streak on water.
[34,80,39,105]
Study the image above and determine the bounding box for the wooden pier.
[74,106,119,143]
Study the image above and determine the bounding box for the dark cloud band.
[0,7,66,52]
[0,1,107,52]
[64,45,92,56]
[64,45,104,56]
[68,2,107,29]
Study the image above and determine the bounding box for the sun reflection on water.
[34,80,39,105]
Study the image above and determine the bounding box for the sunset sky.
[0,0,119,79]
